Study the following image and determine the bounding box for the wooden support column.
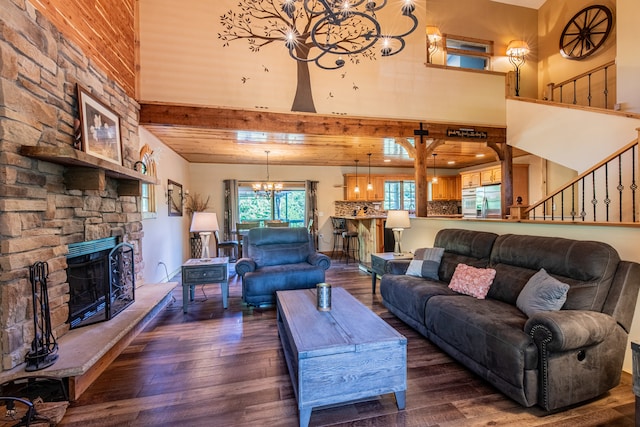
[488,142,513,218]
[414,124,429,217]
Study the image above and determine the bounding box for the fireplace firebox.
[66,237,135,329]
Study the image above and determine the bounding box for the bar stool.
[330,217,346,258]
[342,230,359,264]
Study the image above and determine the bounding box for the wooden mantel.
[20,145,158,196]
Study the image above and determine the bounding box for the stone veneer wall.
[334,200,460,217]
[0,1,144,371]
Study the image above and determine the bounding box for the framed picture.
[168,180,183,216]
[77,85,123,166]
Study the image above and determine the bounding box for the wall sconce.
[506,40,530,97]
[426,26,442,64]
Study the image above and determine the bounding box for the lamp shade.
[190,212,219,233]
[385,210,411,229]
[506,40,530,57]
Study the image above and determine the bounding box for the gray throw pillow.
[405,247,444,280]
[516,268,570,317]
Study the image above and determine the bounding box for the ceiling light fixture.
[506,40,530,97]
[282,0,419,70]
[253,150,283,197]
[367,153,373,191]
[354,159,360,194]
[431,153,438,184]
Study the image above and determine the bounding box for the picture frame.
[168,180,183,217]
[77,85,123,166]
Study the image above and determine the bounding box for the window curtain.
[305,180,318,249]
[223,179,238,241]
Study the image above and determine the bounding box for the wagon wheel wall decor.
[559,5,613,60]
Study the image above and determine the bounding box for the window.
[237,181,306,227]
[444,34,493,71]
[384,180,415,212]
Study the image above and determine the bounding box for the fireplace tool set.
[25,261,59,372]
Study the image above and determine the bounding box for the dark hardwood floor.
[59,259,636,426]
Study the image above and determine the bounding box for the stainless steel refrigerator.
[476,185,501,218]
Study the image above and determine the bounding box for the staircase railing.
[523,133,639,224]
[546,61,616,110]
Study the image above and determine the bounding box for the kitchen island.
[335,215,386,264]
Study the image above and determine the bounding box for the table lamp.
[190,212,219,259]
[385,210,411,255]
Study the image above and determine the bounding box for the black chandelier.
[282,0,419,70]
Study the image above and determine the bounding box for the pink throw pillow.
[448,264,496,299]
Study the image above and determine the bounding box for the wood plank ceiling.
[139,103,520,169]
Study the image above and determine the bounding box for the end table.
[181,257,229,313]
[370,252,413,294]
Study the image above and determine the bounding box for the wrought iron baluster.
[587,73,592,106]
[618,155,624,222]
[572,80,577,105]
[571,183,576,221]
[559,86,563,104]
[604,162,610,222]
[604,66,609,109]
[591,172,597,221]
[633,145,638,222]
[551,195,555,220]
[580,177,586,221]
[561,190,565,221]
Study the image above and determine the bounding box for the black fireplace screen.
[67,238,135,329]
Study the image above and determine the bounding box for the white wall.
[139,127,191,283]
[616,0,640,113]
[507,99,640,173]
[401,218,640,373]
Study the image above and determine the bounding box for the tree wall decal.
[218,0,418,113]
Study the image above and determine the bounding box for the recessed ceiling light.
[447,161,455,165]
[476,154,485,158]
[383,159,391,163]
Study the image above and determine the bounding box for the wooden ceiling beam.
[139,103,507,144]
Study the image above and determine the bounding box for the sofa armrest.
[235,258,256,276]
[386,260,411,275]
[307,253,331,270]
[525,310,618,352]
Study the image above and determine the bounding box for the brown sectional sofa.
[380,228,640,411]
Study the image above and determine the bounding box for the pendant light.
[431,153,438,184]
[354,159,360,194]
[367,153,373,191]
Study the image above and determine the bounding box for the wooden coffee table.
[276,287,407,427]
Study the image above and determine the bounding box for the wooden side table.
[181,257,228,313]
[370,252,413,294]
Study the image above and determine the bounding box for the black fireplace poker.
[25,261,59,371]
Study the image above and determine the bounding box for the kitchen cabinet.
[344,174,384,201]
[431,176,461,200]
[480,166,501,185]
[461,172,481,188]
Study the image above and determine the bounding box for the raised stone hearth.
[0,282,176,400]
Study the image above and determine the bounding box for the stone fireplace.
[0,2,146,371]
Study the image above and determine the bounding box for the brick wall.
[0,1,144,371]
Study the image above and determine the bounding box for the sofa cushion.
[488,234,620,310]
[516,268,570,317]
[425,295,538,387]
[380,275,457,325]
[245,228,312,268]
[406,247,444,280]
[448,264,496,299]
[433,229,499,282]
[243,263,325,302]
